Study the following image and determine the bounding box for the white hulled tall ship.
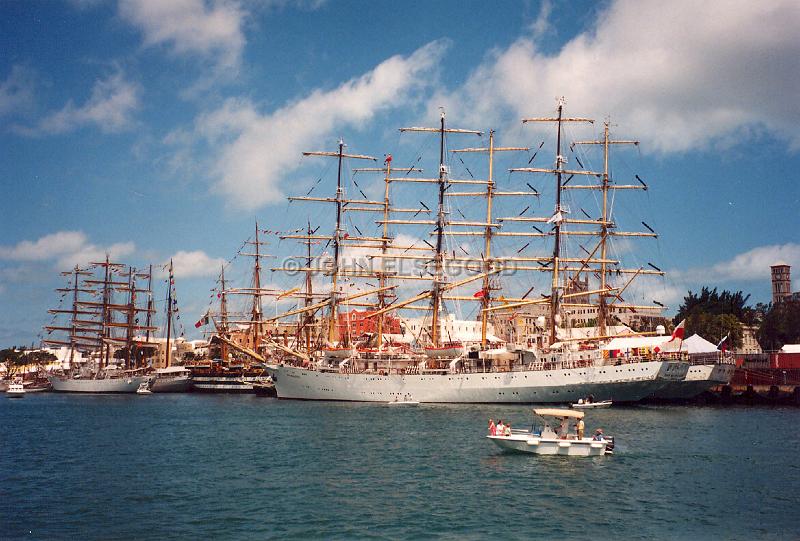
[260,99,690,402]
[45,257,156,393]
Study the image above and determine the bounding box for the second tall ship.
[259,99,698,402]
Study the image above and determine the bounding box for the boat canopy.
[533,408,584,419]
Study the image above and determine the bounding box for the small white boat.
[387,400,420,407]
[487,408,614,456]
[571,399,612,409]
[136,382,152,394]
[6,382,25,398]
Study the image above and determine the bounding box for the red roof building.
[337,309,401,337]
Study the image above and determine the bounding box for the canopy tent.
[600,335,683,352]
[682,334,719,354]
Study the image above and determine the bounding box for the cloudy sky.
[1,0,798,346]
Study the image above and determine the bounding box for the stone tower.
[771,264,791,304]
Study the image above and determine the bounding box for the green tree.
[0,348,26,378]
[686,312,743,349]
[23,350,57,366]
[674,287,751,323]
[758,301,800,350]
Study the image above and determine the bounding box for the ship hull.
[650,363,735,400]
[265,360,688,403]
[190,375,270,393]
[49,375,150,393]
[150,375,192,393]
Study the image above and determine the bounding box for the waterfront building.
[738,325,763,355]
[337,309,402,337]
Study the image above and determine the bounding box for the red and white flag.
[717,334,729,352]
[669,319,686,342]
[194,312,210,329]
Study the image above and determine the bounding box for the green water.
[1,394,797,540]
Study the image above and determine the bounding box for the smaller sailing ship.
[45,257,156,393]
[150,260,193,392]
[188,224,275,394]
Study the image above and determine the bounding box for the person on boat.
[558,419,569,439]
[488,419,496,436]
[593,428,604,441]
[496,420,505,436]
[504,423,512,436]
[587,394,595,404]
[576,418,585,439]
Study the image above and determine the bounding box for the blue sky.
[1,0,798,346]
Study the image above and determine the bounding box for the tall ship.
[187,223,276,393]
[256,99,690,402]
[45,257,156,393]
[148,260,193,393]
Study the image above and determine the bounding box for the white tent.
[682,334,719,354]
[601,335,682,352]
[780,344,800,353]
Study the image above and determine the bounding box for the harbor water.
[2,395,798,540]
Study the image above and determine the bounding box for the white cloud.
[0,231,88,261]
[0,65,36,117]
[174,40,447,210]
[168,250,226,278]
[25,72,139,135]
[702,243,800,282]
[0,231,135,270]
[119,0,246,71]
[632,243,800,311]
[437,0,800,152]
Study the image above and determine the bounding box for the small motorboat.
[571,399,612,409]
[136,382,152,394]
[6,382,25,398]
[487,408,615,456]
[387,400,420,407]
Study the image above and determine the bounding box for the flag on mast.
[668,319,686,342]
[717,334,729,352]
[194,312,210,328]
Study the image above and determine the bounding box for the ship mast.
[303,220,315,351]
[349,158,427,350]
[330,140,345,344]
[165,259,174,368]
[294,140,377,345]
[493,102,662,342]
[251,221,264,352]
[398,111,482,347]
[99,255,112,370]
[520,98,593,344]
[572,120,639,335]
[451,131,528,347]
[218,263,229,362]
[123,266,136,369]
[144,264,154,367]
[45,266,95,368]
